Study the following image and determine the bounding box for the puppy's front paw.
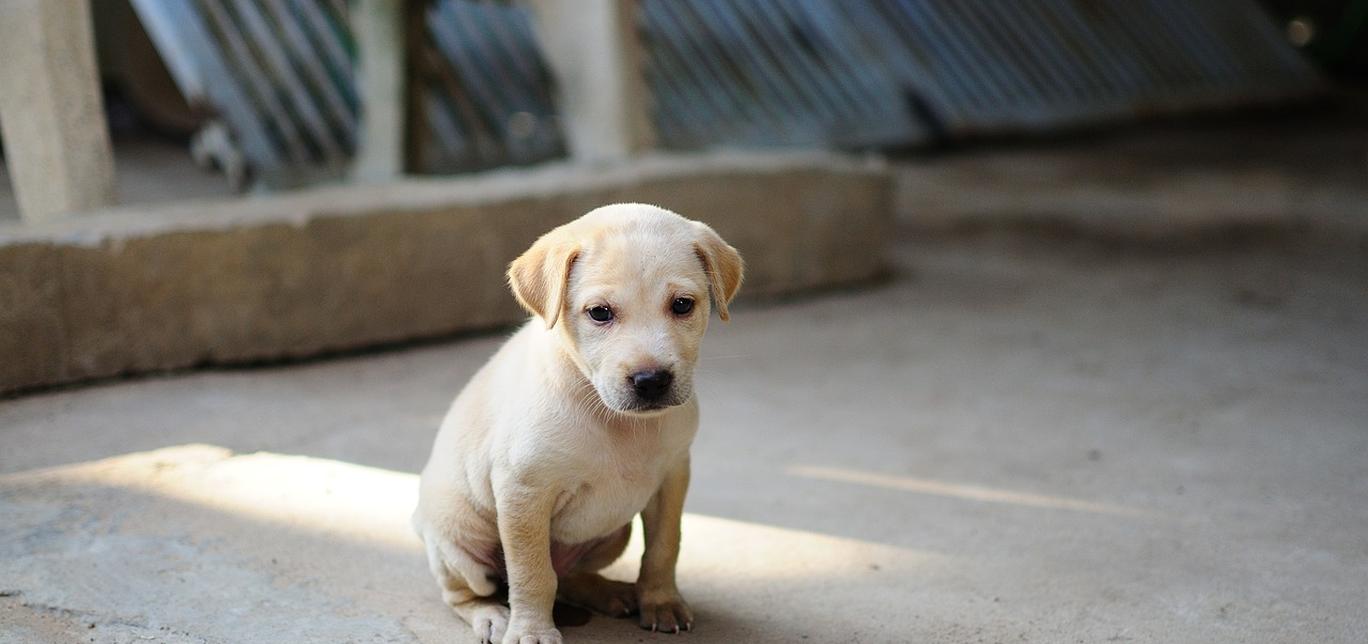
[637,588,693,634]
[501,622,563,644]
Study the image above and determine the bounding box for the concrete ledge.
[896,158,1368,244]
[0,152,891,394]
[892,100,1368,246]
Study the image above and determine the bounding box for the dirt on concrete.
[2,230,1366,643]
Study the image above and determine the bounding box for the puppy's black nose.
[630,370,673,402]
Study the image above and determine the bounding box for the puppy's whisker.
[569,380,618,426]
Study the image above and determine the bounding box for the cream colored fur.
[413,204,743,644]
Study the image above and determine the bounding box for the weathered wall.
[0,152,891,394]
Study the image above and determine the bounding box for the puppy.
[413,203,743,644]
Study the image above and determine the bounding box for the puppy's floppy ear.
[508,230,580,329]
[693,222,745,321]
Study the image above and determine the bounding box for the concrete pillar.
[528,0,655,164]
[351,0,408,181]
[0,0,116,222]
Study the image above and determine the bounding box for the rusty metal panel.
[640,0,1324,149]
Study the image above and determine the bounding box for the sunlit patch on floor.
[16,444,426,551]
[788,464,1150,517]
[604,512,945,589]
[1,445,951,642]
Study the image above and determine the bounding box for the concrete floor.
[2,231,1366,643]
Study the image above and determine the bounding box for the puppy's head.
[508,203,743,415]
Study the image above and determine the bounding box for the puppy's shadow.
[561,599,743,636]
[553,601,595,628]
[486,583,596,628]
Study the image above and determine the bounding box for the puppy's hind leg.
[557,523,638,618]
[449,592,510,644]
[423,536,508,643]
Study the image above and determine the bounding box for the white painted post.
[527,0,655,163]
[351,0,408,181]
[0,0,116,222]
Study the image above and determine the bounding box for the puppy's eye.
[671,297,695,316]
[586,305,614,323]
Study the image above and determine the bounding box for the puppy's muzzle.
[630,369,674,404]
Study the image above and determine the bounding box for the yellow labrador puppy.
[414,203,743,644]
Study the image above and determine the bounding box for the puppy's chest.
[549,452,667,543]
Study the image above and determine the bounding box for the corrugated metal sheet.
[130,0,358,185]
[416,0,565,172]
[130,0,563,184]
[131,0,1320,181]
[641,0,1323,149]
